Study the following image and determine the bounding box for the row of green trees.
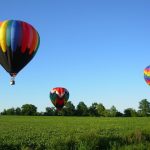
[1,99,150,117]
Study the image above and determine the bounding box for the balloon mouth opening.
[10,73,17,77]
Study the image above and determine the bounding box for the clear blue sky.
[0,0,150,112]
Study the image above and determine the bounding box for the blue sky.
[0,0,150,112]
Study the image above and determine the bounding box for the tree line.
[1,99,150,117]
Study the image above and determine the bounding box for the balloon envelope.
[0,20,40,77]
[144,65,150,85]
[50,87,69,110]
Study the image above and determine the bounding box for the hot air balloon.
[0,20,40,85]
[50,87,69,110]
[144,65,150,86]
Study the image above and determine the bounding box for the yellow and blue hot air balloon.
[144,65,150,86]
[0,20,40,85]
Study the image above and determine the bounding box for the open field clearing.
[0,116,150,149]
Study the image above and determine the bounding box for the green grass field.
[0,116,150,150]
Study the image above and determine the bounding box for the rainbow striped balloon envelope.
[144,65,150,85]
[0,20,40,84]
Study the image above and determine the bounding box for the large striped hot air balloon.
[144,65,150,86]
[0,20,40,85]
[50,87,69,110]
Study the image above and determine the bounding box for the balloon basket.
[10,77,15,85]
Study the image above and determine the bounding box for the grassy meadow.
[0,116,150,150]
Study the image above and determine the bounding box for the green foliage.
[96,103,105,116]
[104,106,118,117]
[1,108,15,115]
[15,107,21,115]
[45,107,55,116]
[21,104,37,116]
[0,116,150,149]
[1,99,150,117]
[88,103,99,116]
[139,99,150,116]
[109,105,118,117]
[76,102,88,116]
[124,108,138,117]
[62,101,75,116]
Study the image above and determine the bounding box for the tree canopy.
[1,99,150,117]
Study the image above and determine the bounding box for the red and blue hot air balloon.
[50,87,69,110]
[0,20,40,85]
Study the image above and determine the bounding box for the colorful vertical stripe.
[144,65,150,85]
[0,20,40,54]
